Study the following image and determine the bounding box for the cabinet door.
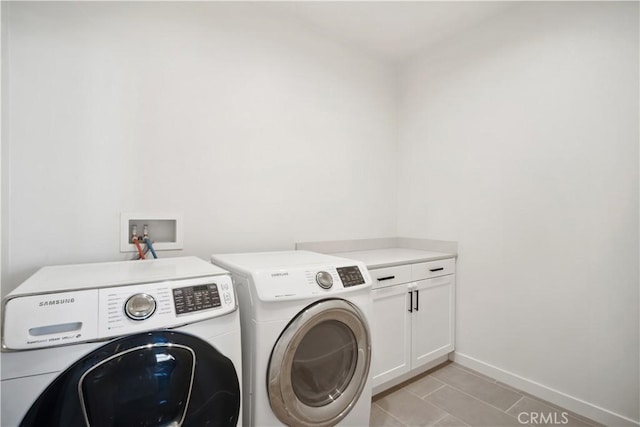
[371,284,412,388]
[411,275,455,369]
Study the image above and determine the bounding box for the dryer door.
[267,299,371,427]
[20,331,240,427]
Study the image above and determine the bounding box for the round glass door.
[20,331,240,427]
[268,299,371,427]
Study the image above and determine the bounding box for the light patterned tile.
[406,375,446,398]
[495,382,604,427]
[425,386,520,426]
[370,403,406,427]
[431,364,522,410]
[450,363,499,384]
[376,388,447,426]
[433,414,470,426]
[372,364,603,427]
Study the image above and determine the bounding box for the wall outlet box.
[120,212,183,253]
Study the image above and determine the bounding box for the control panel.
[254,262,371,301]
[336,266,365,287]
[99,275,235,338]
[2,274,236,350]
[173,284,221,315]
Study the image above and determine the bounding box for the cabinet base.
[372,354,451,397]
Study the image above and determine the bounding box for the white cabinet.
[371,284,412,386]
[411,275,455,367]
[370,258,455,392]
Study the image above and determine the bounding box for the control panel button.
[336,266,365,287]
[316,271,334,289]
[172,284,221,315]
[125,293,157,321]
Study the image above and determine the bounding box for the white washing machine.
[211,250,373,427]
[1,256,242,427]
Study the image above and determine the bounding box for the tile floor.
[370,362,603,427]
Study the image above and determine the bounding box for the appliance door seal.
[267,298,371,427]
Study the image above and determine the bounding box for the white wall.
[1,2,397,293]
[397,2,639,423]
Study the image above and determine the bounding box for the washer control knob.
[125,293,156,321]
[316,271,333,289]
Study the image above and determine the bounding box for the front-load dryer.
[211,250,373,427]
[1,256,242,427]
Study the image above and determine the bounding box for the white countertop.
[333,248,455,269]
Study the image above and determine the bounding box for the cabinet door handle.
[408,291,413,313]
[429,267,444,272]
[415,290,419,311]
[377,276,395,281]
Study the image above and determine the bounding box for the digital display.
[172,284,221,315]
[336,266,365,287]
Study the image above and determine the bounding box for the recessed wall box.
[120,212,183,252]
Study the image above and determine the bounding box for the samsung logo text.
[39,298,75,307]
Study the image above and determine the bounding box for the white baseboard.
[452,352,640,427]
